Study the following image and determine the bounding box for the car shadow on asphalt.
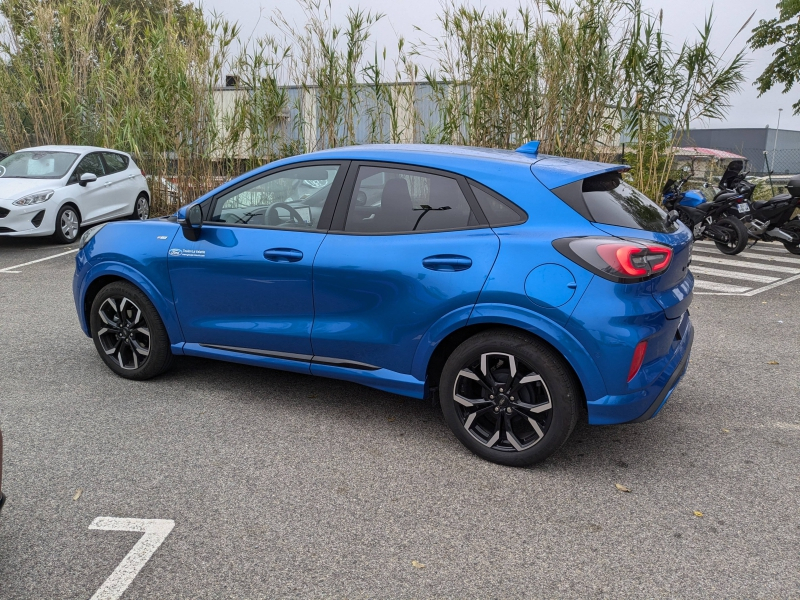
[159,355,655,472]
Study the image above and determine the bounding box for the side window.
[69,153,105,185]
[209,164,340,229]
[102,153,129,174]
[470,184,526,227]
[344,166,478,234]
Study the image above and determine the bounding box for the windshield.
[0,151,79,179]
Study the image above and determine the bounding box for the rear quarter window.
[553,172,677,234]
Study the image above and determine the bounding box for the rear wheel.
[782,220,800,255]
[131,194,150,220]
[89,281,173,380]
[439,330,580,467]
[53,204,80,244]
[714,216,748,255]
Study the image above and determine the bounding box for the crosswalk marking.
[693,247,800,265]
[692,280,752,293]
[688,240,800,295]
[695,240,792,254]
[688,265,780,284]
[690,254,800,275]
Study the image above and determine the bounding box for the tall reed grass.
[0,0,745,214]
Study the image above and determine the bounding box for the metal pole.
[763,151,775,196]
[772,108,782,173]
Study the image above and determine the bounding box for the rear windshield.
[553,172,676,233]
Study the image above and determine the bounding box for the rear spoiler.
[531,156,629,190]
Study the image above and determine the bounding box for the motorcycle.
[662,169,750,255]
[713,160,800,255]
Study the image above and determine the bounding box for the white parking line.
[692,280,752,293]
[691,254,800,275]
[689,265,780,284]
[0,249,78,273]
[89,517,175,600]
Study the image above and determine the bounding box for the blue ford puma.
[73,143,694,466]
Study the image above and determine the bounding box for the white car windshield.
[0,151,79,179]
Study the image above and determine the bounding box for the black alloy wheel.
[440,330,580,467]
[90,281,173,380]
[714,216,749,255]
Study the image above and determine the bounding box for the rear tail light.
[141,169,146,176]
[628,340,648,382]
[553,237,673,282]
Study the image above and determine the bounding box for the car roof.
[16,145,129,156]
[284,144,625,189]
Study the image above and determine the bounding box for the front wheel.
[714,216,749,255]
[89,281,173,380]
[132,194,150,220]
[53,204,81,244]
[439,329,580,467]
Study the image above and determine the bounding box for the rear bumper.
[587,317,694,425]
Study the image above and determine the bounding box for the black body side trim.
[311,357,381,371]
[199,344,381,371]
[200,344,312,362]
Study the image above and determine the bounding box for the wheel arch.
[415,304,607,407]
[80,263,184,346]
[59,200,82,221]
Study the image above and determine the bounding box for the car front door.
[68,152,112,224]
[310,163,500,377]
[168,162,348,362]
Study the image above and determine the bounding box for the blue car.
[73,143,694,466]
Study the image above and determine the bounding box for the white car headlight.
[79,223,108,249]
[12,190,55,206]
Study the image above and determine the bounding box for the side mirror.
[79,172,97,187]
[180,204,203,241]
[355,190,367,207]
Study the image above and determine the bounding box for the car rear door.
[100,152,138,219]
[310,162,500,377]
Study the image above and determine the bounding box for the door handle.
[422,254,472,272]
[264,248,303,263]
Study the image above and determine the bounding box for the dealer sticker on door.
[169,249,205,257]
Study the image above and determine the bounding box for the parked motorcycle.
[713,160,800,255]
[662,171,750,255]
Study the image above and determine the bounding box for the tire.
[782,221,800,255]
[439,329,580,467]
[132,194,150,220]
[89,281,174,380]
[714,216,749,255]
[53,204,81,244]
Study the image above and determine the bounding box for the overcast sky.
[193,0,796,132]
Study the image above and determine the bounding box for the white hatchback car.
[0,145,151,243]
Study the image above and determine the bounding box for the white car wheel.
[54,205,80,244]
[133,195,150,220]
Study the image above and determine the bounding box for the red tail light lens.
[595,244,672,277]
[553,237,673,282]
[628,340,648,382]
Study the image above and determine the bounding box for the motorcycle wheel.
[782,221,800,255]
[714,216,749,255]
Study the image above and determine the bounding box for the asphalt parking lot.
[0,237,798,599]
